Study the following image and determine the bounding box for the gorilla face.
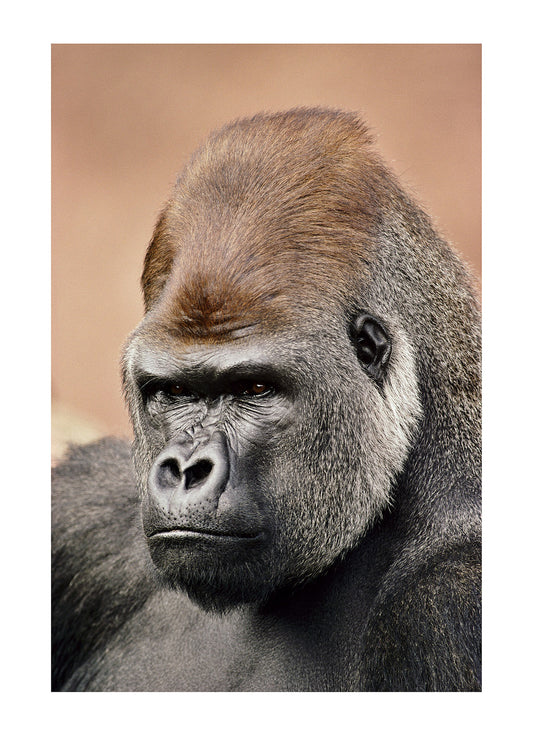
[123,310,419,612]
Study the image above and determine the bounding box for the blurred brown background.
[52,44,481,457]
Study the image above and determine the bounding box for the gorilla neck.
[394,373,481,541]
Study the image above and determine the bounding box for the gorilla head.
[122,108,426,611]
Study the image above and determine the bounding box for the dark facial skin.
[133,336,294,608]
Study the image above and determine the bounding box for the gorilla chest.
[78,592,362,692]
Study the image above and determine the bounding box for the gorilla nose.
[157,457,214,491]
[148,431,230,519]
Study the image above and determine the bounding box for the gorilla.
[52,107,481,692]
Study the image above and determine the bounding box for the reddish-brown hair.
[141,108,390,341]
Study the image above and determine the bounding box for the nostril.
[183,459,213,490]
[156,458,182,489]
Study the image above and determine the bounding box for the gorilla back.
[52,108,481,692]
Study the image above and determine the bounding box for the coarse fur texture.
[52,107,481,692]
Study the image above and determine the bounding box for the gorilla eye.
[139,377,195,406]
[168,385,185,396]
[249,383,268,395]
[161,383,197,401]
[232,380,274,397]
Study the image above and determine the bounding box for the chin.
[147,530,278,612]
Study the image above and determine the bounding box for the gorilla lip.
[149,527,265,542]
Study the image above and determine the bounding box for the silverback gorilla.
[52,108,481,692]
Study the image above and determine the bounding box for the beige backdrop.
[52,44,481,451]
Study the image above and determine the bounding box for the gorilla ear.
[349,313,391,381]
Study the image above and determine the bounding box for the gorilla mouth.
[149,527,265,542]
